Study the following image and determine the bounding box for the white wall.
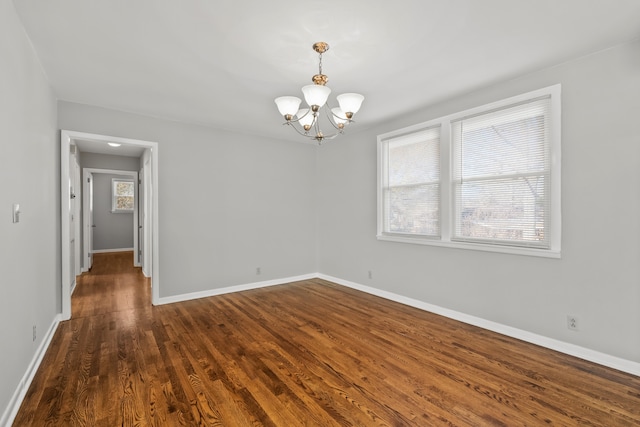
[0,0,59,421]
[317,40,640,363]
[58,102,318,298]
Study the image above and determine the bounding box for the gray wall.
[317,40,640,362]
[81,151,140,170]
[0,0,59,420]
[58,102,318,298]
[91,173,135,250]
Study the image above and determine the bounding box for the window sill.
[111,210,134,214]
[377,234,561,259]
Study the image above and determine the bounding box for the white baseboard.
[156,273,318,306]
[1,314,62,427]
[91,248,133,254]
[318,274,640,377]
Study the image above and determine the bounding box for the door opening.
[60,130,160,320]
[82,168,139,272]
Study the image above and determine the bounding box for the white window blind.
[382,126,441,237]
[451,96,551,248]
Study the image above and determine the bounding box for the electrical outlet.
[567,315,578,331]
[32,325,36,341]
[368,270,373,279]
[256,267,261,275]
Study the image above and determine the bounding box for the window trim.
[377,85,561,258]
[111,178,135,213]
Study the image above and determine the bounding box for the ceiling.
[74,138,145,158]
[13,1,640,144]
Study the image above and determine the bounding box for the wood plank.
[13,251,640,426]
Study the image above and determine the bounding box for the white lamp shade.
[296,108,314,127]
[302,85,331,107]
[331,108,348,125]
[337,93,364,114]
[275,96,302,116]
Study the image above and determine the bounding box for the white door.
[69,151,76,291]
[69,146,84,290]
[83,170,94,271]
[141,153,152,278]
[72,155,82,277]
[138,165,144,269]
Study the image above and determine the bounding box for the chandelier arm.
[314,115,322,135]
[316,132,341,141]
[286,120,340,142]
[315,118,341,139]
[283,109,312,125]
[322,104,346,131]
[284,121,313,137]
[330,113,354,124]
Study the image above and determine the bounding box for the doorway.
[82,168,139,272]
[60,130,160,320]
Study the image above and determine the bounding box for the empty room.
[2,1,640,426]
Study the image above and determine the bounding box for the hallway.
[14,252,153,425]
[72,251,150,318]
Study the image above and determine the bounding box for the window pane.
[388,130,440,186]
[454,176,548,246]
[452,97,551,248]
[384,126,440,237]
[116,196,134,210]
[116,181,134,196]
[459,115,547,179]
[386,183,440,236]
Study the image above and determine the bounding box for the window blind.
[451,97,551,248]
[383,126,441,237]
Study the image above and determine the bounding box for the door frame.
[61,130,160,320]
[69,144,81,292]
[82,168,139,272]
[140,152,152,277]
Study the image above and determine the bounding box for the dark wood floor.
[13,252,640,426]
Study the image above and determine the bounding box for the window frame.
[111,178,135,213]
[377,85,561,258]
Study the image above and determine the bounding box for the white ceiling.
[13,0,640,144]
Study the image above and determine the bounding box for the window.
[382,127,441,238]
[112,178,135,213]
[377,85,561,257]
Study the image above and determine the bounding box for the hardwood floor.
[13,252,640,426]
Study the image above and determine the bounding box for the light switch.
[12,203,20,223]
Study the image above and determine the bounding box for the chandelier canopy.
[275,42,364,144]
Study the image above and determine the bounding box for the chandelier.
[274,42,364,144]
